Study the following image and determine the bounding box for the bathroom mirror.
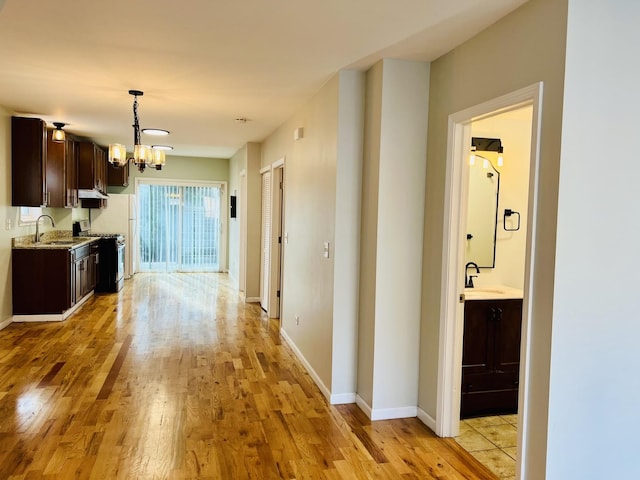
[465,155,500,268]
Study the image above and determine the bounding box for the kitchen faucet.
[34,214,55,243]
[465,261,480,288]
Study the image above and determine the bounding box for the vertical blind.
[138,183,221,272]
[260,171,272,310]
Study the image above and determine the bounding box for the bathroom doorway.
[435,84,543,479]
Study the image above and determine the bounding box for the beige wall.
[420,0,567,476]
[228,143,262,299]
[109,155,229,196]
[261,74,343,393]
[357,62,383,406]
[228,146,245,285]
[357,59,430,416]
[331,70,365,399]
[245,143,262,300]
[547,1,640,476]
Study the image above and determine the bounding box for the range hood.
[78,189,109,199]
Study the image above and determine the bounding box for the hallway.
[0,273,496,479]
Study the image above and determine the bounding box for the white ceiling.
[0,0,527,159]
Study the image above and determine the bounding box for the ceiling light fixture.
[142,128,169,136]
[52,122,66,143]
[108,90,170,172]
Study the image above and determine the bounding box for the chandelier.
[108,90,172,172]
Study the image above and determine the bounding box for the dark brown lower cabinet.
[461,298,523,419]
[71,243,99,307]
[13,242,99,315]
[12,248,70,314]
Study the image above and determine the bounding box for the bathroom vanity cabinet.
[461,298,523,418]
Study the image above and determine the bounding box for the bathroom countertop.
[463,285,524,301]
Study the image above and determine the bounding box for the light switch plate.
[323,242,330,258]
[5,218,11,230]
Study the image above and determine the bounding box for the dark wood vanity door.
[461,298,523,418]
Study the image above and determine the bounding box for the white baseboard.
[356,395,373,418]
[280,328,332,402]
[371,405,418,421]
[417,407,437,433]
[0,317,13,330]
[244,297,260,303]
[354,395,419,421]
[330,392,357,404]
[12,291,94,323]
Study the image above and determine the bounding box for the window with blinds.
[138,183,222,272]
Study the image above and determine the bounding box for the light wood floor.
[0,273,497,479]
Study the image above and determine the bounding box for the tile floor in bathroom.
[454,414,518,479]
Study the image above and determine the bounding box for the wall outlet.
[323,241,330,258]
[295,315,300,325]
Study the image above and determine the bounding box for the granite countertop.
[12,230,98,250]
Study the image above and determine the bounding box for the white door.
[260,170,272,311]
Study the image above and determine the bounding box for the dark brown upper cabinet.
[78,141,107,194]
[46,130,78,208]
[108,159,130,187]
[11,116,48,207]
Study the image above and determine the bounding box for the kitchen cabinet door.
[78,141,107,193]
[108,159,129,187]
[12,117,48,206]
[12,249,71,314]
[46,131,78,208]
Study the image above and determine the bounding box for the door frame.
[258,158,286,318]
[269,158,285,318]
[436,83,543,476]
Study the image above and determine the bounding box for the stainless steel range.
[74,221,125,293]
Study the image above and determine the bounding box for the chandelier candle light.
[108,90,172,172]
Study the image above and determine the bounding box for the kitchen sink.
[39,238,87,246]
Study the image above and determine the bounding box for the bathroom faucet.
[34,214,55,243]
[465,261,480,288]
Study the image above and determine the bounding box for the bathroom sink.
[466,287,507,294]
[464,285,523,300]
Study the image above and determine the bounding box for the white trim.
[280,327,332,401]
[370,406,418,421]
[330,393,357,404]
[272,157,285,169]
[436,83,543,480]
[259,165,271,174]
[417,408,437,432]
[244,296,260,303]
[356,395,373,418]
[12,291,94,323]
[0,317,13,330]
